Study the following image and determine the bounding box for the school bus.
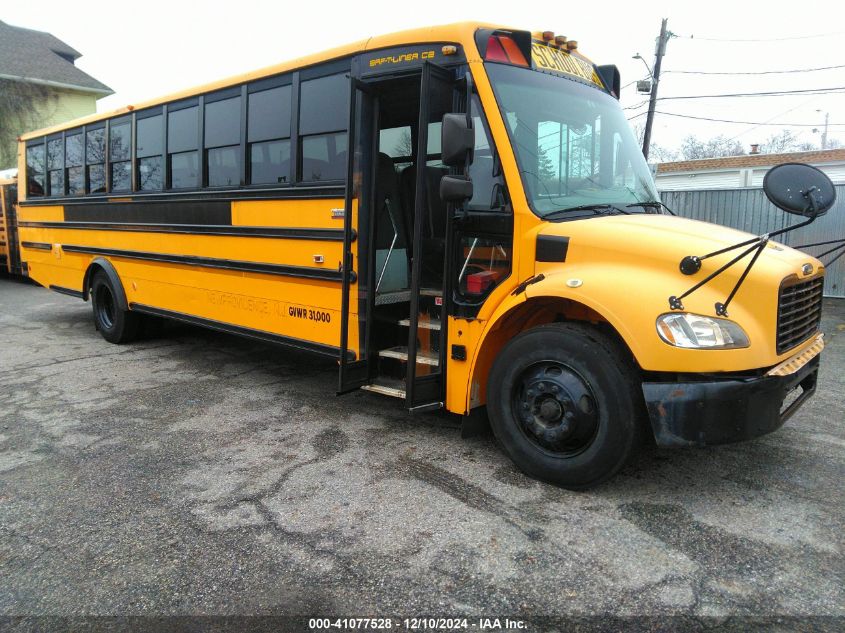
[0,177,21,275]
[15,23,829,488]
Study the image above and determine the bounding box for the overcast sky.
[5,0,845,156]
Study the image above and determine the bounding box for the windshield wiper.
[543,204,630,220]
[626,201,675,215]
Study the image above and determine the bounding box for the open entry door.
[405,62,456,409]
[338,77,376,393]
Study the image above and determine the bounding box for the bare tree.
[392,129,413,158]
[631,124,679,163]
[758,129,808,154]
[0,79,59,169]
[679,135,745,160]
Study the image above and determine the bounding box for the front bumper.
[642,355,820,448]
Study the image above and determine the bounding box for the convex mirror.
[763,162,836,217]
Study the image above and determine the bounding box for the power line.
[657,86,845,100]
[663,63,845,76]
[629,111,845,127]
[675,31,845,42]
[725,97,820,141]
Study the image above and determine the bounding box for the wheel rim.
[95,284,116,330]
[510,361,600,457]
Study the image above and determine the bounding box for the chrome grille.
[777,275,824,354]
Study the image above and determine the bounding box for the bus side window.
[26,142,45,197]
[86,126,106,194]
[205,93,242,187]
[136,111,163,191]
[109,118,132,192]
[47,137,64,196]
[168,103,199,190]
[299,74,349,182]
[248,82,292,185]
[65,131,84,195]
[467,95,505,212]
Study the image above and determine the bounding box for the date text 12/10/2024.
[308,618,527,630]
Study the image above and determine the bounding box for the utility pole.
[820,111,829,150]
[642,18,670,160]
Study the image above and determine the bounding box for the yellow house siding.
[36,90,98,128]
[0,87,98,169]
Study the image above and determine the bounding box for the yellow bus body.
[14,22,828,487]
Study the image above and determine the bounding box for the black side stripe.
[60,244,347,282]
[18,221,348,241]
[22,241,52,251]
[63,200,231,224]
[50,285,85,299]
[19,185,345,207]
[130,303,353,360]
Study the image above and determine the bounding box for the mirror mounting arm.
[669,211,819,313]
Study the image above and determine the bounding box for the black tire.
[90,270,140,344]
[487,323,643,490]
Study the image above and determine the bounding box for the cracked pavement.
[0,277,843,622]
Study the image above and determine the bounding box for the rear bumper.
[642,355,820,447]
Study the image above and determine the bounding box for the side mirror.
[440,175,473,203]
[441,113,473,167]
[763,162,836,218]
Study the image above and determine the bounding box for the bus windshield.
[486,63,660,217]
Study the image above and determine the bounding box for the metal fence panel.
[661,186,845,298]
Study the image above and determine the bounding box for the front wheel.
[487,323,643,490]
[90,270,140,344]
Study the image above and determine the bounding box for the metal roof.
[657,149,845,174]
[0,20,112,95]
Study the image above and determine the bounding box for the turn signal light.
[485,35,529,67]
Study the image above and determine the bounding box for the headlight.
[656,313,750,349]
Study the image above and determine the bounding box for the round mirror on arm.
[763,162,836,217]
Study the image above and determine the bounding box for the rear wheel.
[487,323,643,489]
[90,270,139,344]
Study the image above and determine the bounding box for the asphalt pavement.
[0,277,842,629]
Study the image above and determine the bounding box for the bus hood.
[539,213,821,281]
[530,213,825,372]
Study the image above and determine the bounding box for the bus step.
[361,377,406,399]
[398,318,441,331]
[375,290,410,306]
[378,346,439,366]
[374,288,442,306]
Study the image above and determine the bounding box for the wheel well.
[469,296,637,408]
[83,258,128,311]
[82,263,101,301]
